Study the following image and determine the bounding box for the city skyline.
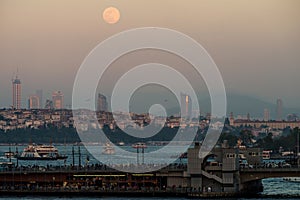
[2,74,300,120]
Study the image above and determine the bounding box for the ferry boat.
[102,143,115,155]
[16,144,68,160]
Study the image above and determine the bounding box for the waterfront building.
[12,76,21,109]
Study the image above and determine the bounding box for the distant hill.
[199,93,300,119]
[130,92,300,119]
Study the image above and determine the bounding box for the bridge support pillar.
[190,176,202,192]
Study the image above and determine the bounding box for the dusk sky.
[0,0,300,110]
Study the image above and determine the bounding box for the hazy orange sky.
[0,0,300,109]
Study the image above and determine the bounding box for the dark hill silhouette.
[199,93,300,119]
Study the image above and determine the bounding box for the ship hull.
[16,156,67,161]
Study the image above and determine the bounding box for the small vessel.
[118,141,125,146]
[16,144,68,160]
[102,142,115,155]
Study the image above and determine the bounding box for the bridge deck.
[240,167,300,183]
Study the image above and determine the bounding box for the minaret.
[12,75,22,109]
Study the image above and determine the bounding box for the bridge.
[0,165,299,197]
[0,142,299,197]
[240,167,300,183]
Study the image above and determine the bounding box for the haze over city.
[1,0,300,115]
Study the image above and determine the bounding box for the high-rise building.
[264,108,270,121]
[180,93,192,119]
[28,95,40,109]
[12,76,21,109]
[36,89,43,108]
[276,99,283,121]
[52,91,64,109]
[97,93,108,111]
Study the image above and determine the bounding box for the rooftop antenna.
[11,71,15,82]
[14,68,18,80]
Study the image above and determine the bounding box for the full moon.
[103,7,120,24]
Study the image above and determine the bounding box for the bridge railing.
[0,163,187,173]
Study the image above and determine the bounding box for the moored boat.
[16,144,68,160]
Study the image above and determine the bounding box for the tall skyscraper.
[97,93,108,111]
[12,76,21,109]
[52,91,64,109]
[276,99,283,121]
[28,95,40,109]
[36,89,43,108]
[180,93,192,119]
[264,108,270,121]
